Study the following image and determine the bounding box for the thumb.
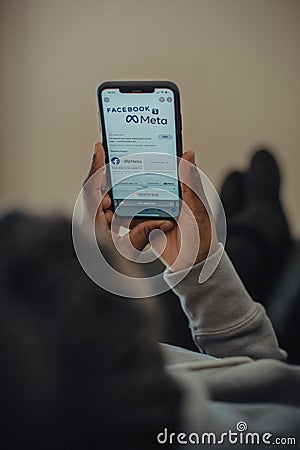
[128,220,174,251]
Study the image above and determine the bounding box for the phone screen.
[100,86,181,218]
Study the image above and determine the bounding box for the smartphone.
[97,81,182,219]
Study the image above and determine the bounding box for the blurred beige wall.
[1,0,300,235]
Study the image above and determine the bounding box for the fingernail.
[93,142,98,155]
[191,151,196,165]
[160,221,173,231]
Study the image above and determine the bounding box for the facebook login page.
[101,88,180,218]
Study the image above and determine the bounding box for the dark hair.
[0,211,182,450]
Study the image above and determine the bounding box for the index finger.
[82,142,106,187]
[179,150,209,215]
[81,142,110,228]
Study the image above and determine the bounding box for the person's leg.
[221,149,291,304]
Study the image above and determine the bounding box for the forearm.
[164,245,286,360]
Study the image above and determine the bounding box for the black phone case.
[97,81,183,219]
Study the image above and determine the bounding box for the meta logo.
[126,115,168,125]
[106,106,150,113]
[126,115,139,124]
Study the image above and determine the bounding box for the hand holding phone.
[83,142,175,252]
[83,142,218,271]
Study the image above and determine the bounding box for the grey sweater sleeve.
[164,245,286,360]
